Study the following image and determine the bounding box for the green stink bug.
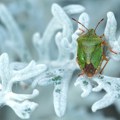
[72,18,117,77]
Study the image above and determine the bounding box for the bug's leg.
[102,40,117,54]
[76,57,79,64]
[100,55,109,74]
[79,28,85,36]
[78,71,84,76]
[109,49,117,54]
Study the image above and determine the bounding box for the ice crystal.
[0,53,47,119]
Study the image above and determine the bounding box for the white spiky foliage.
[0,2,120,120]
[0,53,47,119]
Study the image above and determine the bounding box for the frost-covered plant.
[0,1,120,120]
[74,11,120,112]
[32,3,85,117]
[32,3,120,117]
[32,3,120,118]
[0,53,47,119]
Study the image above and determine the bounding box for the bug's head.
[88,29,95,35]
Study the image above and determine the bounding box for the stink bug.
[72,18,117,77]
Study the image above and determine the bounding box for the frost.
[32,3,85,117]
[0,53,47,119]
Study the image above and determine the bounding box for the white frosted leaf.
[53,78,69,117]
[0,53,11,89]
[52,3,73,39]
[7,89,39,102]
[64,5,85,14]
[12,62,47,82]
[104,12,117,42]
[6,100,38,119]
[0,53,45,118]
[92,94,115,112]
[0,4,31,61]
[33,68,64,87]
[75,76,92,97]
[78,12,90,32]
[92,75,120,111]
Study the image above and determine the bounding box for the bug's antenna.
[94,18,104,32]
[72,18,89,31]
